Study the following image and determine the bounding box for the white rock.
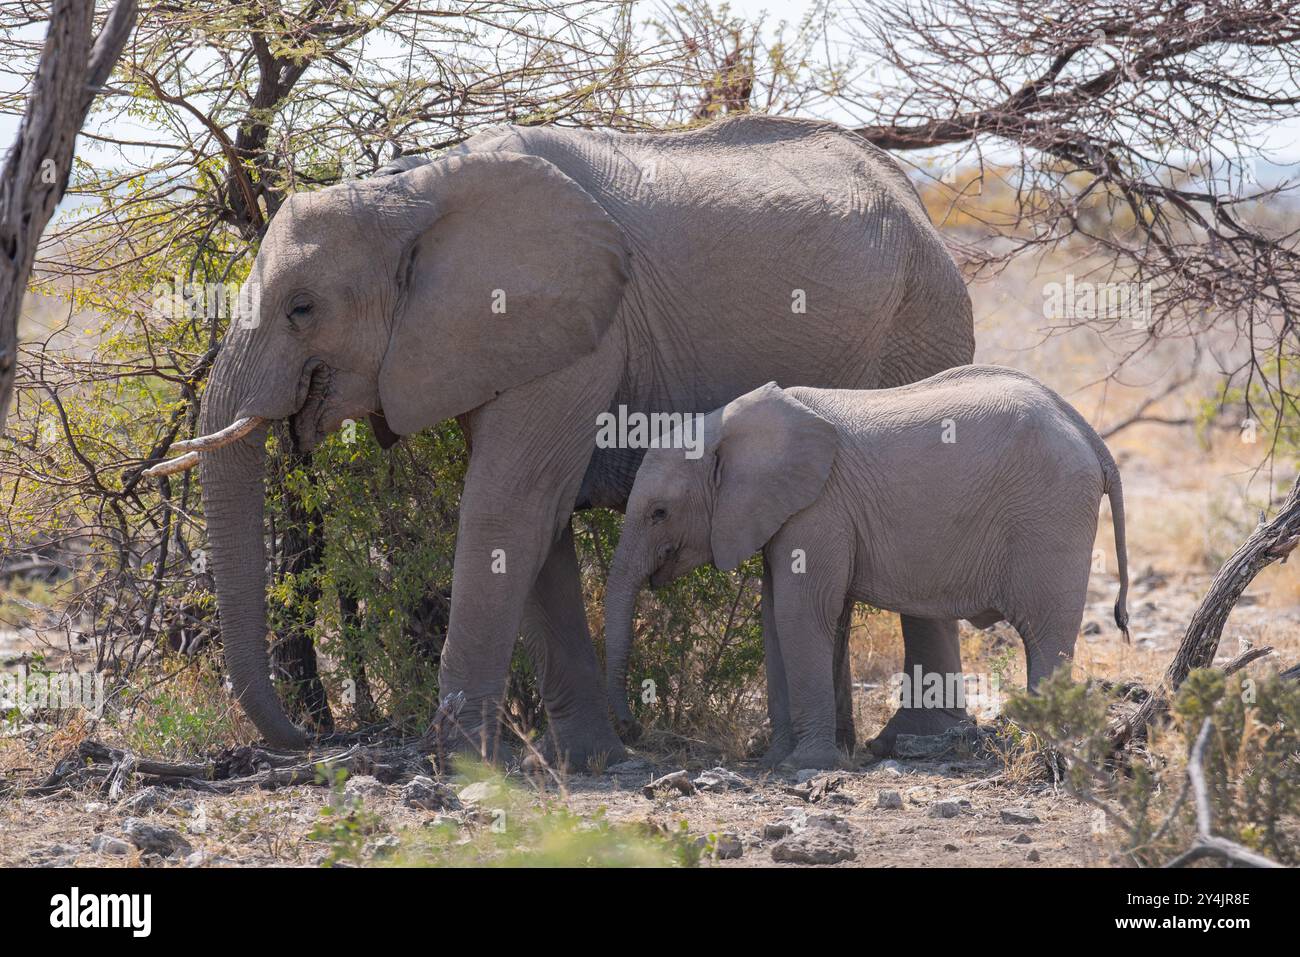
[457,780,502,805]
[89,834,131,856]
[876,790,903,810]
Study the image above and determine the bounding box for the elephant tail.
[1104,464,1131,643]
[1045,382,1131,643]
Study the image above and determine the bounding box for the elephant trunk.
[604,541,650,740]
[199,356,307,749]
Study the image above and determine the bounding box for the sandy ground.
[0,746,1104,868]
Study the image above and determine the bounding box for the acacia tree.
[846,0,1300,431]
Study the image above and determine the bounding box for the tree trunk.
[269,434,333,732]
[0,0,137,428]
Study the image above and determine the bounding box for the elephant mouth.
[290,360,335,452]
[648,562,673,590]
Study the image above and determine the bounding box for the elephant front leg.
[435,498,553,762]
[433,332,625,765]
[759,557,795,767]
[768,532,852,771]
[760,570,854,767]
[520,523,626,770]
[867,615,970,757]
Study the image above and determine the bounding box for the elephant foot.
[427,722,508,772]
[520,725,627,774]
[778,740,842,772]
[867,706,969,758]
[758,732,796,769]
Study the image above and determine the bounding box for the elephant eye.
[650,506,667,524]
[286,296,315,327]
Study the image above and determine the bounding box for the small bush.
[574,509,765,747]
[1005,667,1300,866]
[308,765,386,867]
[123,656,241,758]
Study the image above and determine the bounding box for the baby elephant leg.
[760,558,796,767]
[768,544,852,770]
[764,581,854,767]
[1013,548,1092,688]
[1017,604,1088,688]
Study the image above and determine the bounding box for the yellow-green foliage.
[269,420,465,732]
[308,765,386,867]
[384,760,701,868]
[1155,669,1300,864]
[124,656,241,759]
[1202,352,1300,455]
[262,423,767,742]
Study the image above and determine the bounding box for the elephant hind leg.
[833,598,856,753]
[520,523,626,772]
[1009,547,1091,689]
[867,615,970,758]
[1012,602,1087,690]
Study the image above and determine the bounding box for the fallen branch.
[1219,644,1274,675]
[1164,719,1282,869]
[14,734,435,798]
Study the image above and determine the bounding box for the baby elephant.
[604,365,1130,770]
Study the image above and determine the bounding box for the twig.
[1164,719,1282,868]
[1220,645,1274,675]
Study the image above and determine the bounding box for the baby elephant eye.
[650,506,667,523]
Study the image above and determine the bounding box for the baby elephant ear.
[709,383,838,571]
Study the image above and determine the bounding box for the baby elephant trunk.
[604,548,648,742]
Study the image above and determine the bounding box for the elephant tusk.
[169,415,266,453]
[142,416,267,478]
[142,451,201,477]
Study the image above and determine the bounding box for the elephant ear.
[710,383,838,571]
[378,152,630,435]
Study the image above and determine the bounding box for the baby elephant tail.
[1104,465,1131,643]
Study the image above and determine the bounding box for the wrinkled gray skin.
[605,367,1130,769]
[198,114,974,763]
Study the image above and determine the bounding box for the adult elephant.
[180,114,974,764]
